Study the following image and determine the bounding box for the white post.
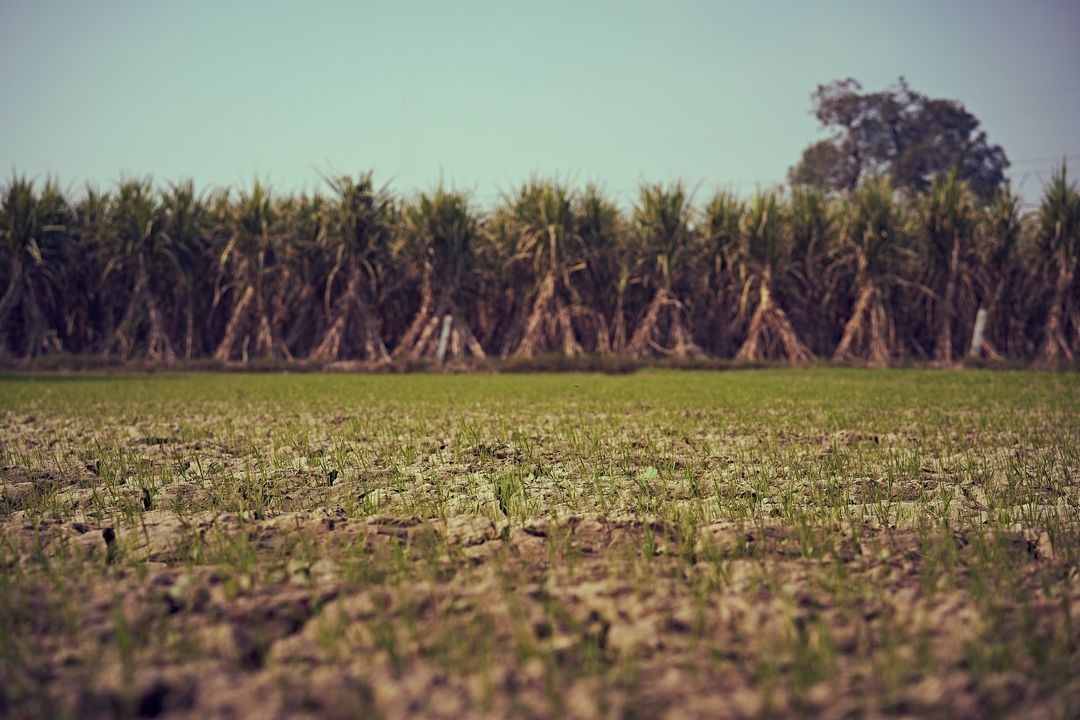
[436,314,453,364]
[968,307,988,358]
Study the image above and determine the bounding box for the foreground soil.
[1,369,1078,718]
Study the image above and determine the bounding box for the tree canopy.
[789,78,1009,201]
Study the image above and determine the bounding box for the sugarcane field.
[3,2,1080,718]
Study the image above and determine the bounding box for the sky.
[1,0,1078,207]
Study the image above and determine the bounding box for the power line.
[1008,153,1080,167]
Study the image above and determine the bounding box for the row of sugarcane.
[1,166,1078,367]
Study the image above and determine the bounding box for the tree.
[789,78,1009,202]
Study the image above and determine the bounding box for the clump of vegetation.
[393,186,486,362]
[830,177,905,365]
[732,189,814,363]
[625,182,704,359]
[1035,166,1080,364]
[309,173,395,363]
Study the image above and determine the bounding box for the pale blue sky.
[1,0,1078,206]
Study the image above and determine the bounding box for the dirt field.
[1,369,1078,718]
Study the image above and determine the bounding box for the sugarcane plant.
[915,168,981,363]
[698,190,744,357]
[1035,164,1080,364]
[733,189,814,363]
[393,186,485,361]
[69,186,113,352]
[275,192,328,353]
[310,173,394,363]
[976,186,1023,358]
[159,181,209,359]
[0,176,72,358]
[212,181,292,361]
[787,185,833,355]
[504,179,593,357]
[100,178,189,361]
[576,183,630,354]
[626,182,704,358]
[830,178,904,366]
